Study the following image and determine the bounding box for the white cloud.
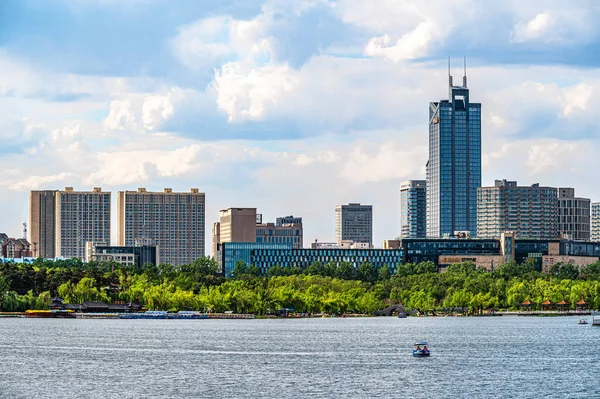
[103,99,137,130]
[142,93,174,130]
[213,62,299,121]
[9,172,76,191]
[364,21,441,61]
[512,12,557,43]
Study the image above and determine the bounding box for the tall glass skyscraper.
[426,61,481,237]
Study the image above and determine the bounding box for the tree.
[357,262,378,283]
[231,260,249,279]
[378,265,391,281]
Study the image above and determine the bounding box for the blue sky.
[2,0,600,250]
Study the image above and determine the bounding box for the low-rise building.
[85,241,159,267]
[2,237,32,258]
[218,242,402,277]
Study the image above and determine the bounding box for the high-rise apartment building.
[30,188,111,259]
[117,188,205,266]
[427,62,481,237]
[335,203,373,245]
[30,190,58,258]
[477,180,558,240]
[591,203,600,241]
[558,188,590,241]
[400,180,426,239]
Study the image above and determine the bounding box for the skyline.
[2,1,600,253]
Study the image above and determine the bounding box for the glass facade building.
[427,72,481,237]
[400,180,427,239]
[219,242,403,277]
[399,238,501,264]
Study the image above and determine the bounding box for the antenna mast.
[448,57,453,87]
[463,56,467,88]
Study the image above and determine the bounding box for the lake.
[0,316,598,398]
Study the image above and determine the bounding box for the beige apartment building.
[30,188,111,259]
[30,190,58,258]
[116,188,205,266]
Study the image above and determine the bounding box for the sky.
[1,0,600,252]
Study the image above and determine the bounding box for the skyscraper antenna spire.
[463,56,467,88]
[448,57,453,87]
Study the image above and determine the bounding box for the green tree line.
[2,257,600,314]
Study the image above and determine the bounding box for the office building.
[335,203,373,245]
[85,241,159,267]
[218,242,402,277]
[427,61,481,237]
[256,217,303,249]
[213,208,303,259]
[477,180,558,240]
[117,188,205,266]
[592,203,600,241]
[217,208,257,244]
[310,240,372,249]
[400,180,426,239]
[55,187,111,259]
[558,188,590,241]
[30,190,58,258]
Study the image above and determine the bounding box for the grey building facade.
[426,66,481,237]
[477,180,558,240]
[400,180,426,239]
[592,203,600,242]
[335,203,373,245]
[558,188,590,241]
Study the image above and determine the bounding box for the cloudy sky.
[1,0,600,251]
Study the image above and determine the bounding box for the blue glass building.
[427,62,481,237]
[218,242,403,277]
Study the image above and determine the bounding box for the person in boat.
[423,345,428,352]
[416,345,421,351]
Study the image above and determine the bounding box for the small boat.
[413,341,430,357]
[397,313,407,319]
[579,319,588,325]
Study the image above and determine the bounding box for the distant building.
[2,238,32,258]
[30,190,58,258]
[31,188,111,259]
[426,65,481,238]
[213,208,303,262]
[400,180,426,239]
[477,180,558,240]
[218,242,402,277]
[117,188,205,266]
[558,188,590,241]
[335,203,373,245]
[256,220,303,249]
[310,240,372,249]
[85,241,159,267]
[56,187,111,259]
[591,203,600,241]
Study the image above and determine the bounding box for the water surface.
[0,316,598,398]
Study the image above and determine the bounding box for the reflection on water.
[1,316,599,398]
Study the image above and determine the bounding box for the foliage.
[1,258,600,314]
